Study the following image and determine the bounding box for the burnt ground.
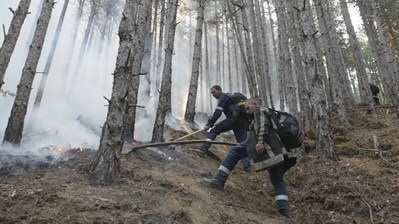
[0,106,399,224]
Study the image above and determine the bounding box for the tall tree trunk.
[29,0,70,131]
[89,0,153,185]
[254,0,271,107]
[67,0,98,98]
[358,0,399,118]
[297,0,338,161]
[340,0,376,119]
[151,0,178,142]
[263,0,278,108]
[230,3,257,97]
[314,0,350,127]
[184,0,205,123]
[61,0,85,93]
[225,22,232,93]
[214,1,221,84]
[273,0,297,114]
[0,0,32,90]
[249,0,267,104]
[124,2,154,142]
[286,0,307,116]
[204,22,212,112]
[154,0,166,108]
[3,0,55,145]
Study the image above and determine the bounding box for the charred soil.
[0,106,399,224]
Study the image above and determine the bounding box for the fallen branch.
[352,189,373,223]
[126,140,237,155]
[361,148,386,153]
[373,135,392,166]
[361,198,373,223]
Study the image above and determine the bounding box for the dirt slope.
[0,106,398,224]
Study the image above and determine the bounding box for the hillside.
[0,106,398,223]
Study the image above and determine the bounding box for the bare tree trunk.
[314,0,350,127]
[249,0,267,104]
[262,0,276,108]
[323,0,355,107]
[214,1,221,84]
[29,0,70,131]
[358,0,399,118]
[228,3,257,97]
[0,0,32,90]
[67,0,99,98]
[204,22,212,111]
[254,0,271,107]
[89,0,153,185]
[184,0,205,123]
[61,0,85,93]
[225,21,232,93]
[139,6,153,101]
[124,2,154,142]
[297,0,338,161]
[151,0,159,97]
[151,0,178,142]
[340,0,376,119]
[154,0,166,108]
[3,0,55,145]
[286,0,307,115]
[273,0,297,114]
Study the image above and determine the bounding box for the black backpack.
[267,108,304,150]
[226,92,247,115]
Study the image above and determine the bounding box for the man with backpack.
[196,85,251,173]
[369,83,381,105]
[199,98,296,219]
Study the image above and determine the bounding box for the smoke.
[0,0,212,162]
[0,0,115,164]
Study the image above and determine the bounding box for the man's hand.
[255,143,265,154]
[204,125,212,130]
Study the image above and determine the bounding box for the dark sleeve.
[207,94,229,126]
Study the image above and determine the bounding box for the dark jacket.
[206,93,238,126]
[247,107,291,172]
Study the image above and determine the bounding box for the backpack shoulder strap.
[265,108,279,130]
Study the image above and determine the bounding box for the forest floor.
[0,106,399,224]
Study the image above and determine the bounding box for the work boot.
[196,149,206,158]
[243,166,252,173]
[197,142,211,158]
[279,209,291,219]
[199,178,224,190]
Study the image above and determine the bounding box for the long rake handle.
[175,129,205,141]
[126,140,237,155]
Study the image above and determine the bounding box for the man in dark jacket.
[199,98,293,219]
[197,85,251,172]
[369,83,380,105]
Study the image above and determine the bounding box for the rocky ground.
[0,106,398,224]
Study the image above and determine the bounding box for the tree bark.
[151,0,178,142]
[0,0,32,90]
[28,0,70,131]
[273,0,297,113]
[184,0,205,123]
[297,0,338,161]
[314,0,350,127]
[89,0,153,185]
[358,0,399,118]
[3,0,55,145]
[339,0,377,119]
